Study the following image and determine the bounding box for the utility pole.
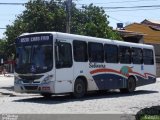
[66,0,72,33]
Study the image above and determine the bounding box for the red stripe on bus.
[90,69,156,79]
[90,68,129,77]
[131,72,156,79]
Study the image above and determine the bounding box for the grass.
[136,106,160,120]
[140,115,160,120]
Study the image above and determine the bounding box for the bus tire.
[41,93,52,98]
[73,78,86,98]
[120,77,136,93]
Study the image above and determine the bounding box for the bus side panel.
[92,74,126,90]
[54,67,73,94]
[73,62,99,91]
[54,80,73,94]
[89,63,127,90]
[136,76,156,86]
[136,64,156,86]
[135,48,156,87]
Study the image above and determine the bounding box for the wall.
[152,44,160,77]
[157,63,160,77]
[125,23,160,44]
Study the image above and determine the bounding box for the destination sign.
[16,34,53,44]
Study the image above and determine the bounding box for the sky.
[0,0,160,39]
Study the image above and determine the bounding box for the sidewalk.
[0,73,15,97]
[0,73,14,77]
[156,77,160,82]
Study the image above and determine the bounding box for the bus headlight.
[42,75,53,84]
[14,76,22,84]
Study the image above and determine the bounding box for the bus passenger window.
[73,40,88,62]
[143,49,154,65]
[132,47,143,64]
[104,44,118,63]
[88,42,104,63]
[119,46,131,64]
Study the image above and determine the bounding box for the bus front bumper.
[14,82,55,94]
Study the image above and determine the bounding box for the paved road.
[0,75,160,115]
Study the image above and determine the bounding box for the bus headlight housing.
[42,75,53,84]
[14,76,22,84]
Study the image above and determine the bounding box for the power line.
[0,28,6,29]
[0,2,160,10]
[105,7,160,12]
[109,16,124,22]
[0,3,25,5]
[0,1,64,6]
[103,5,160,9]
[76,0,158,5]
[100,0,158,4]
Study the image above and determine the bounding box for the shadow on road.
[0,86,14,91]
[13,90,158,104]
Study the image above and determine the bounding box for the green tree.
[5,0,67,57]
[72,4,121,39]
[0,39,7,59]
[5,0,121,57]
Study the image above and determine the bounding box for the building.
[0,54,15,73]
[118,19,160,77]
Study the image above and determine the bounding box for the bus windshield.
[15,44,53,74]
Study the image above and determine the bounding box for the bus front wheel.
[73,78,86,98]
[120,77,136,93]
[41,93,52,98]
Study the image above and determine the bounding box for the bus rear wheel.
[73,78,86,98]
[120,77,136,93]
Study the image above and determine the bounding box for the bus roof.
[20,31,154,49]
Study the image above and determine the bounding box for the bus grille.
[24,86,38,90]
[19,75,43,84]
[22,80,40,84]
[19,75,43,81]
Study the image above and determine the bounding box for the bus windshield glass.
[15,34,53,74]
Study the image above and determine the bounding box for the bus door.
[54,40,73,93]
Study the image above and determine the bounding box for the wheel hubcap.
[76,84,83,93]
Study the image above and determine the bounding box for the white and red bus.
[14,32,156,98]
